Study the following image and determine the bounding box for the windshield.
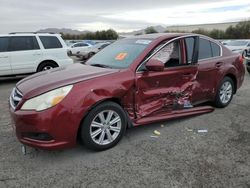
[86,38,152,69]
[226,40,249,46]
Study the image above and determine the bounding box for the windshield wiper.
[90,64,113,69]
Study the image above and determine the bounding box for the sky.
[0,0,250,33]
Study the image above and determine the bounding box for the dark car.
[245,50,250,74]
[246,59,250,74]
[9,33,245,151]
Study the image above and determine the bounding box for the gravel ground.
[0,71,249,188]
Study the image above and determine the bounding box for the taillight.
[239,55,244,64]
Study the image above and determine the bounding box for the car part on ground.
[9,33,245,151]
[0,33,73,76]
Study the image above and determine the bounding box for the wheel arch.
[76,97,132,143]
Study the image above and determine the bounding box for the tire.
[214,77,234,108]
[247,67,250,74]
[37,62,58,72]
[81,102,127,151]
[242,50,247,58]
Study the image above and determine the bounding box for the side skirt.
[133,106,214,126]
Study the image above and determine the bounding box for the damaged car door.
[135,37,199,119]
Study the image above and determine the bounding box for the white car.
[68,42,92,56]
[75,42,111,60]
[225,40,250,56]
[0,33,73,76]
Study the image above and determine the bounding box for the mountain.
[119,25,166,36]
[37,25,166,36]
[36,28,89,35]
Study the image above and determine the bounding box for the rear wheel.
[214,77,234,108]
[81,102,127,151]
[37,62,58,72]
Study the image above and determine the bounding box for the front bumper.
[9,104,81,150]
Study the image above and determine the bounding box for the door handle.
[0,56,8,58]
[182,73,193,79]
[215,62,222,68]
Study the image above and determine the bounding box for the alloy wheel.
[219,81,233,104]
[90,110,121,145]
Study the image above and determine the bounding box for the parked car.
[245,50,250,74]
[220,40,231,45]
[9,33,245,151]
[0,33,73,76]
[68,42,93,56]
[72,42,111,60]
[225,40,250,56]
[92,42,111,52]
[76,42,111,59]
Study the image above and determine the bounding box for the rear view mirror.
[145,59,164,71]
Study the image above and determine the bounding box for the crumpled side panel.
[135,69,200,119]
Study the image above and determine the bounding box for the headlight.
[21,85,73,111]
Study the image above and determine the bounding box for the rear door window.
[0,37,9,52]
[198,38,213,60]
[9,36,39,51]
[39,36,62,49]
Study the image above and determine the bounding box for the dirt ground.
[0,71,249,188]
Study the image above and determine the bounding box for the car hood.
[16,63,119,99]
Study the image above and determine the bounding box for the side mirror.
[145,59,164,71]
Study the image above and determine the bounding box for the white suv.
[0,33,73,76]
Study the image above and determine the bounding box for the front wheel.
[214,77,234,108]
[81,102,127,151]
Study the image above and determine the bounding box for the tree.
[145,26,158,34]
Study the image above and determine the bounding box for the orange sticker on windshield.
[115,53,127,61]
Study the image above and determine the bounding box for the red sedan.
[9,33,245,151]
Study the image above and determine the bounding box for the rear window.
[0,37,9,52]
[9,36,39,51]
[39,36,62,49]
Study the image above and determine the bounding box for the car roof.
[0,33,61,37]
[128,33,195,40]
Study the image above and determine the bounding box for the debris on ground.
[150,135,159,138]
[154,130,161,136]
[197,129,208,133]
[186,127,193,132]
[160,124,165,128]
